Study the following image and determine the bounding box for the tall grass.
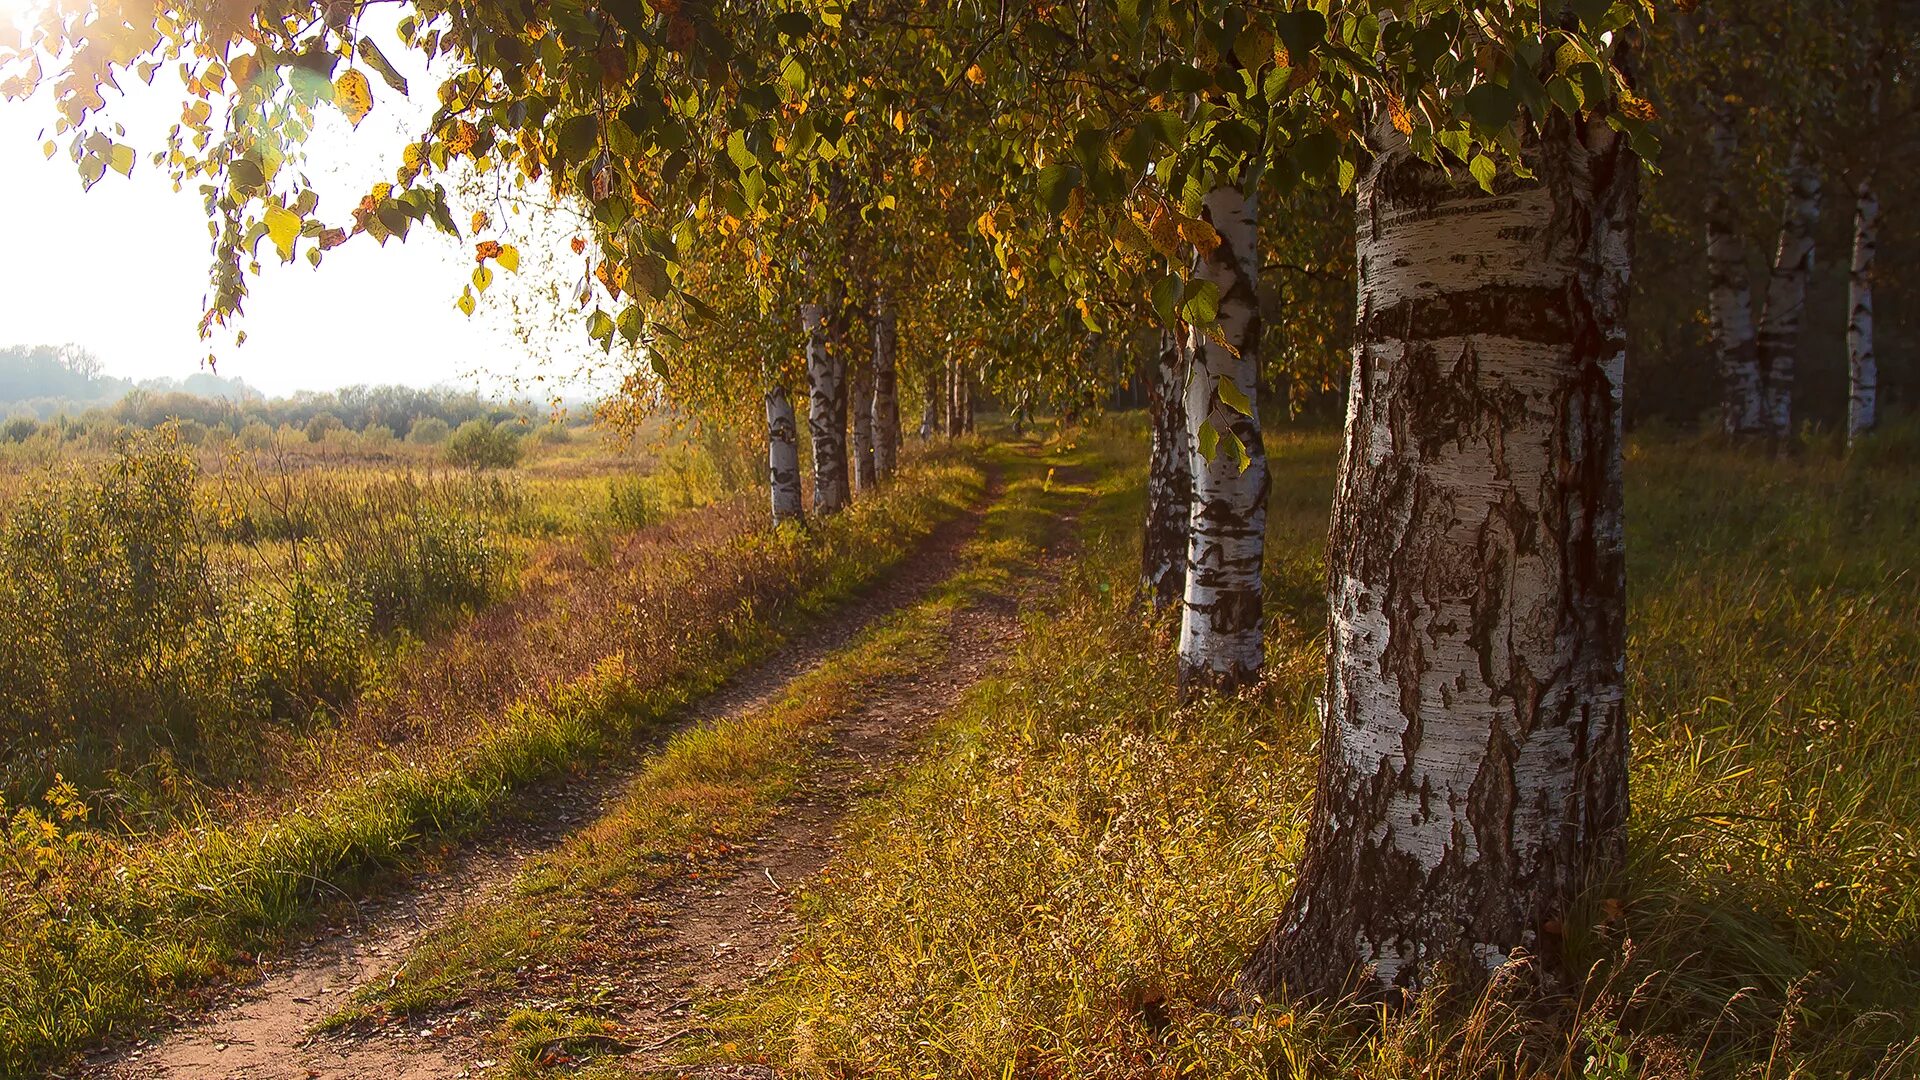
[0,442,981,1078]
[712,419,1919,1079]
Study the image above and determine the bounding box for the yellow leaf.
[372,181,392,201]
[471,210,490,232]
[332,69,373,127]
[456,287,476,316]
[264,204,300,261]
[966,63,985,86]
[892,109,907,133]
[497,244,520,272]
[1177,216,1220,252]
[1387,92,1413,135]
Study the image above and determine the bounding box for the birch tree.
[766,384,804,524]
[1756,150,1821,444]
[1243,96,1639,1000]
[1847,181,1879,444]
[872,294,900,480]
[1178,186,1267,693]
[1706,107,1764,436]
[1141,329,1190,612]
[803,301,850,515]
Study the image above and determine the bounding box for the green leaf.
[774,12,813,37]
[1546,74,1583,117]
[1216,375,1252,417]
[587,308,615,348]
[1150,274,1182,328]
[356,37,408,93]
[1196,418,1219,462]
[1272,9,1327,58]
[1469,153,1497,193]
[1036,162,1081,215]
[1181,278,1220,325]
[617,303,644,344]
[1221,428,1251,473]
[558,115,599,164]
[1464,82,1517,130]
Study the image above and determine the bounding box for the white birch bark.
[872,294,900,479]
[765,384,803,524]
[1757,149,1821,443]
[1706,107,1763,436]
[1847,178,1878,445]
[1177,184,1267,694]
[1142,328,1190,612]
[803,301,850,514]
[919,381,937,441]
[850,331,876,495]
[1245,113,1635,1000]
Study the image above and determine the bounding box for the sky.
[0,6,613,400]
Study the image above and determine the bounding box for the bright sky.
[0,6,613,400]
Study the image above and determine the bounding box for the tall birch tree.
[1244,97,1639,1000]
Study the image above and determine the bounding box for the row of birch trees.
[8,0,1898,1009]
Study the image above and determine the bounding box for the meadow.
[0,413,980,1075]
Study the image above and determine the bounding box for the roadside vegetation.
[677,417,1920,1080]
[0,415,981,1076]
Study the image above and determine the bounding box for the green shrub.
[304,412,342,442]
[445,419,521,469]
[407,415,450,444]
[0,416,37,443]
[606,475,658,530]
[231,580,374,718]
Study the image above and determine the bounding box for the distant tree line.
[0,343,564,450]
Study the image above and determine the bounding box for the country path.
[70,446,1086,1080]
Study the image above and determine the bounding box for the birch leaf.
[1217,375,1252,417]
[264,204,300,261]
[1469,153,1497,194]
[497,245,520,272]
[332,70,372,127]
[1196,418,1219,462]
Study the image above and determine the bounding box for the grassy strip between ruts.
[0,454,983,1079]
[328,436,1099,1073]
[691,417,1920,1080]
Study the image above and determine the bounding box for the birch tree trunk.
[803,301,850,514]
[1142,328,1191,613]
[850,328,877,495]
[1847,178,1878,446]
[765,384,803,524]
[1706,108,1763,437]
[962,373,975,434]
[872,294,900,479]
[1242,113,1636,1001]
[946,355,963,438]
[919,381,937,442]
[1177,184,1267,695]
[1757,150,1821,444]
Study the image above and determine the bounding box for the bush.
[305,411,343,442]
[446,419,522,469]
[407,416,451,445]
[238,420,275,450]
[534,420,574,445]
[606,475,658,530]
[1,416,37,443]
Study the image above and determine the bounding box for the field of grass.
[686,418,1920,1079]
[0,419,982,1076]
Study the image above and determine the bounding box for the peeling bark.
[1244,112,1635,1001]
[765,384,803,524]
[873,294,900,479]
[803,301,850,514]
[1142,329,1191,613]
[1706,107,1762,437]
[1848,179,1878,446]
[1178,184,1268,695]
[1757,149,1821,444]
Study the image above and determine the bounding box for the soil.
[73,455,1073,1080]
